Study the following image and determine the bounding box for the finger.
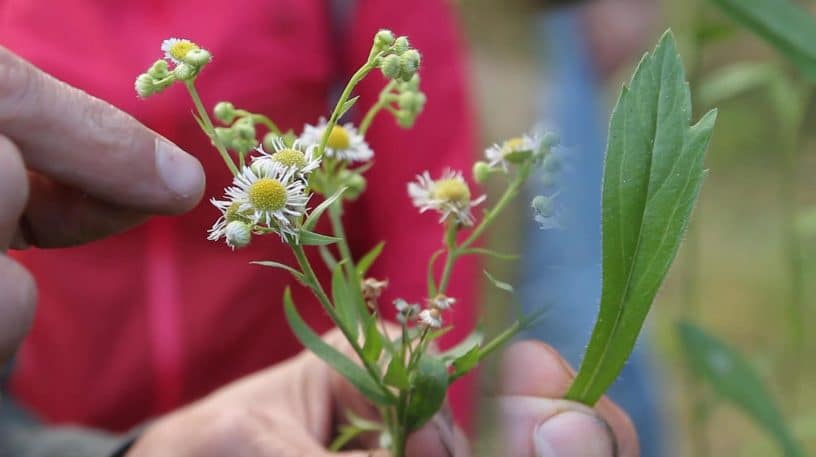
[0,256,36,364]
[0,135,28,249]
[14,171,148,248]
[405,413,470,457]
[0,47,205,215]
[499,341,639,457]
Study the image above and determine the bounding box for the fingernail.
[533,411,616,457]
[155,138,205,199]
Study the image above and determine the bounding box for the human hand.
[0,47,205,363]
[128,329,637,456]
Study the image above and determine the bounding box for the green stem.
[290,243,393,401]
[437,222,459,295]
[184,80,239,176]
[317,60,378,157]
[359,81,397,135]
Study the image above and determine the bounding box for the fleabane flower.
[208,199,252,246]
[485,133,541,171]
[300,118,373,163]
[252,138,320,177]
[161,38,200,64]
[418,308,443,328]
[394,299,420,324]
[224,165,311,242]
[408,169,485,226]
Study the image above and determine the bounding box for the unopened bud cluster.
[373,29,422,83]
[213,102,259,154]
[134,38,212,98]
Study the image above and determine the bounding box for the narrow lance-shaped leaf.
[677,321,805,457]
[708,0,816,81]
[566,31,718,405]
[282,288,393,406]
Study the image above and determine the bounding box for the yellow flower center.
[248,178,287,212]
[432,178,471,204]
[502,137,526,155]
[170,40,199,61]
[327,126,351,150]
[271,149,307,169]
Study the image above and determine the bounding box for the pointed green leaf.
[282,288,392,406]
[405,355,449,431]
[566,31,718,405]
[483,270,514,294]
[332,262,359,341]
[383,355,410,389]
[361,318,384,363]
[678,322,805,457]
[299,230,342,246]
[339,96,360,119]
[304,187,348,231]
[699,62,778,106]
[459,248,519,261]
[318,245,339,270]
[251,261,304,282]
[451,345,480,374]
[356,241,386,277]
[709,0,816,81]
[440,330,484,361]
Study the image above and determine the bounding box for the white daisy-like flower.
[418,308,443,328]
[224,165,311,242]
[300,118,373,163]
[251,139,321,177]
[161,38,200,64]
[484,133,541,171]
[427,294,456,311]
[394,299,420,324]
[408,169,486,226]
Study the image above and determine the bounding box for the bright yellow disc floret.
[432,178,471,204]
[271,149,307,169]
[170,40,199,61]
[327,126,351,150]
[248,178,287,212]
[502,137,525,154]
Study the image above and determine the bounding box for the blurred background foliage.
[456,0,816,455]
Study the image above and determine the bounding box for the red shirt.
[2,0,478,432]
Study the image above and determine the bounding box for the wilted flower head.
[394,299,420,324]
[427,294,455,311]
[300,118,373,163]
[408,169,485,226]
[418,308,443,328]
[362,278,389,309]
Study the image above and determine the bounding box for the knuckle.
[0,136,30,225]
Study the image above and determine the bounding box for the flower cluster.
[208,140,320,247]
[135,38,212,98]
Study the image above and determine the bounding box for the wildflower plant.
[136,29,715,455]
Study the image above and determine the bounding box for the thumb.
[500,396,617,457]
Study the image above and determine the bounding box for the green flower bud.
[234,118,256,141]
[393,36,410,55]
[473,161,491,183]
[214,127,235,147]
[395,110,415,128]
[214,102,236,124]
[225,221,252,249]
[339,170,367,199]
[147,60,170,79]
[374,29,395,50]
[399,50,421,79]
[134,74,156,98]
[531,195,554,217]
[172,63,197,81]
[381,54,402,79]
[182,48,212,67]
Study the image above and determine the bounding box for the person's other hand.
[0,47,205,363]
[128,329,637,457]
